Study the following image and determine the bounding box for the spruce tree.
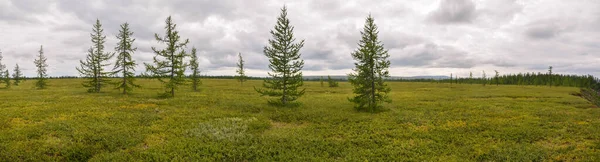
[34,45,48,89]
[235,53,247,86]
[112,22,139,94]
[145,16,190,97]
[328,75,339,87]
[348,15,391,112]
[13,64,23,86]
[189,47,201,91]
[77,19,114,93]
[255,6,305,106]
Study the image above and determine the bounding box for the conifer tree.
[469,71,473,84]
[235,52,247,86]
[328,75,339,87]
[112,22,139,94]
[34,45,48,89]
[450,73,453,85]
[2,70,8,88]
[189,47,201,91]
[255,6,305,106]
[320,76,324,87]
[548,66,553,87]
[145,16,190,97]
[13,64,23,86]
[494,70,500,86]
[0,50,7,88]
[482,70,487,86]
[348,15,391,112]
[77,19,114,93]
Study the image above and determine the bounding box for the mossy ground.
[1,79,599,161]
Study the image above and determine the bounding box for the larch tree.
[112,22,139,94]
[320,76,324,87]
[482,70,487,86]
[348,15,391,112]
[494,70,500,86]
[189,47,201,91]
[13,64,23,86]
[145,16,190,97]
[235,53,247,86]
[469,71,473,84]
[328,75,339,87]
[255,6,305,106]
[0,50,8,88]
[34,45,48,89]
[2,69,8,88]
[548,66,553,87]
[77,19,114,93]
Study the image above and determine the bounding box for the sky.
[0,0,598,78]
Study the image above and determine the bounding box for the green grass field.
[1,79,599,161]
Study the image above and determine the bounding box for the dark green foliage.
[348,15,391,112]
[255,6,305,106]
[34,45,48,89]
[327,75,339,87]
[12,64,23,86]
[144,16,190,97]
[112,22,139,94]
[77,19,114,93]
[189,47,201,91]
[235,53,247,86]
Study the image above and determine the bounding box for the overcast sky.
[0,0,598,77]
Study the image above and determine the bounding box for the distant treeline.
[436,73,599,88]
[22,73,600,89]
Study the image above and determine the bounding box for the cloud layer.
[0,0,598,77]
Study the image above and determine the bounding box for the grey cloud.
[391,43,475,68]
[524,20,565,39]
[427,0,477,24]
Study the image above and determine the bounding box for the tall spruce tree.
[348,15,391,112]
[34,45,48,89]
[77,19,114,93]
[255,6,305,106]
[13,64,23,86]
[235,53,247,86]
[189,47,201,91]
[145,16,190,97]
[112,22,139,94]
